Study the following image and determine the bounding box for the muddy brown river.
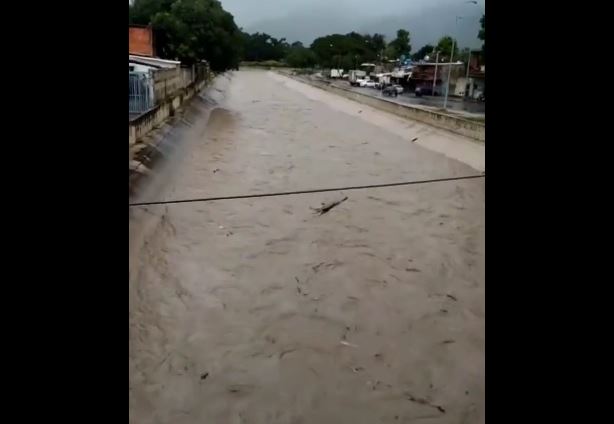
[129,70,485,424]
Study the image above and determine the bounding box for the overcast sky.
[220,0,485,48]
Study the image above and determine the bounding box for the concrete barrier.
[282,73,485,142]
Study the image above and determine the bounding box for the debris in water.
[312,196,348,215]
[351,366,365,373]
[312,262,325,273]
[200,372,209,380]
[227,384,255,394]
[213,168,220,173]
[446,294,458,302]
[411,137,418,142]
[405,268,421,272]
[340,340,358,348]
[406,393,446,414]
[279,348,298,359]
[441,340,455,344]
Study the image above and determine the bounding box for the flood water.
[129,70,484,424]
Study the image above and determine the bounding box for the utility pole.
[432,51,440,95]
[465,50,471,98]
[443,24,458,109]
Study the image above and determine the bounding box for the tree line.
[242,29,481,69]
[129,0,484,71]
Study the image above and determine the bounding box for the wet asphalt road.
[328,80,485,115]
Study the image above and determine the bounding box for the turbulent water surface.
[129,70,484,424]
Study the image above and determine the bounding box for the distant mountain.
[243,3,484,50]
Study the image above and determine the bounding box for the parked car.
[382,86,398,97]
[392,84,404,94]
[357,78,369,87]
[415,86,438,97]
[364,80,378,88]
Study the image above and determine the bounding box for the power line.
[129,174,484,207]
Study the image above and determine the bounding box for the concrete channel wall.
[129,78,209,149]
[281,73,485,142]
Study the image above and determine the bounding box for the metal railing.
[129,63,210,115]
[129,72,154,114]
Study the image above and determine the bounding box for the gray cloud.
[220,0,485,48]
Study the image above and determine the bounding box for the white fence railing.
[129,63,209,115]
[129,72,154,114]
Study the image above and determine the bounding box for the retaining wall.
[129,78,208,154]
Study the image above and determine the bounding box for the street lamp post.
[443,17,460,110]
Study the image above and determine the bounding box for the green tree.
[363,33,386,59]
[129,0,177,25]
[387,29,411,59]
[129,0,243,71]
[310,32,381,68]
[478,14,485,54]
[384,45,398,61]
[436,36,458,61]
[241,32,288,62]
[412,44,435,61]
[286,46,317,68]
